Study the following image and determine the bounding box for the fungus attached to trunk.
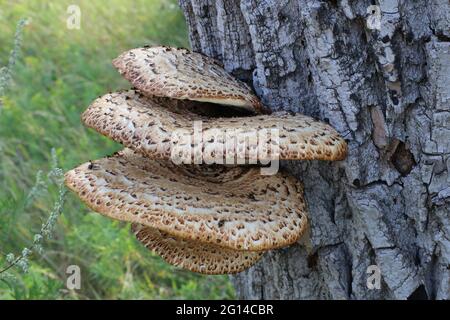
[112,46,267,113]
[82,91,348,163]
[65,45,349,275]
[65,148,308,252]
[132,224,264,274]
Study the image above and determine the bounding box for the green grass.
[0,0,235,299]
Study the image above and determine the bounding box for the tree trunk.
[178,0,450,299]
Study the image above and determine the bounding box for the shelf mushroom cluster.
[65,46,348,274]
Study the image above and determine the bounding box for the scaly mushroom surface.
[64,148,308,251]
[82,90,348,163]
[132,223,264,275]
[65,45,349,274]
[112,46,267,113]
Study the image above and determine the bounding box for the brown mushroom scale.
[65,46,348,275]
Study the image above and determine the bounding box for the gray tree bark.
[178,0,450,299]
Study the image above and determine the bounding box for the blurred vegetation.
[0,0,235,299]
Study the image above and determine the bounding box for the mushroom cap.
[132,223,264,275]
[64,148,308,251]
[82,91,348,163]
[112,46,267,113]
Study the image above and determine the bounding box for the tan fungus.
[132,223,264,275]
[112,46,267,113]
[82,90,348,163]
[64,148,308,251]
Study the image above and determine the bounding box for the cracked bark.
[179,0,450,299]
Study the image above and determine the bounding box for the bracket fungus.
[65,46,348,275]
[112,46,268,114]
[65,149,308,251]
[131,224,264,275]
[82,90,347,163]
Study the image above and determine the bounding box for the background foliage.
[0,0,235,299]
